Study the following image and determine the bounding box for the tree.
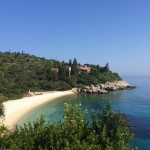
[0,52,122,100]
[0,102,4,118]
[58,62,67,80]
[69,59,72,66]
[0,94,7,118]
[71,58,78,75]
[0,104,138,149]
[102,63,110,72]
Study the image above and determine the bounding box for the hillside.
[0,51,121,100]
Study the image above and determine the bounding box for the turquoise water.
[16,76,150,150]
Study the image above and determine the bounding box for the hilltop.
[0,51,121,100]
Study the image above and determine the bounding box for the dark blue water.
[17,76,150,150]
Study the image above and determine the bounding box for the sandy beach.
[1,90,74,128]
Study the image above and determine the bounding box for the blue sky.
[0,0,150,76]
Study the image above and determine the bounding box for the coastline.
[76,80,135,94]
[1,90,74,128]
[1,80,134,128]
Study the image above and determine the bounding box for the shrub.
[0,104,138,150]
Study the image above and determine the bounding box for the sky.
[0,0,150,76]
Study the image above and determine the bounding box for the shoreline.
[1,81,134,128]
[1,90,74,128]
[76,80,135,94]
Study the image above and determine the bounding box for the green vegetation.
[0,52,137,149]
[0,94,7,117]
[0,104,138,150]
[0,51,121,100]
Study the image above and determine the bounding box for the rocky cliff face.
[77,81,135,94]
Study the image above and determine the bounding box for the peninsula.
[0,51,121,101]
[0,52,137,150]
[0,51,133,127]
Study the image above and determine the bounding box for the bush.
[49,81,72,91]
[0,104,138,150]
[0,94,8,117]
[77,72,99,85]
[0,52,122,99]
[98,72,122,83]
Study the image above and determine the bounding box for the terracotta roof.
[51,68,59,71]
[66,66,71,68]
[77,65,91,70]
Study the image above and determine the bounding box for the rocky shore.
[76,81,135,94]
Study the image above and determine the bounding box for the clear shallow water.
[16,76,150,150]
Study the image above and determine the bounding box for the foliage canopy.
[0,51,121,100]
[0,104,138,150]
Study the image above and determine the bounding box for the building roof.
[77,65,91,70]
[51,68,59,71]
[66,66,71,68]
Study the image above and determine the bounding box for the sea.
[16,76,150,150]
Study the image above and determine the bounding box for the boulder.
[82,89,87,93]
[78,80,134,95]
[87,90,93,94]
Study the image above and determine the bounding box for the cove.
[16,76,150,150]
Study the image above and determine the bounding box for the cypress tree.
[71,58,78,75]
